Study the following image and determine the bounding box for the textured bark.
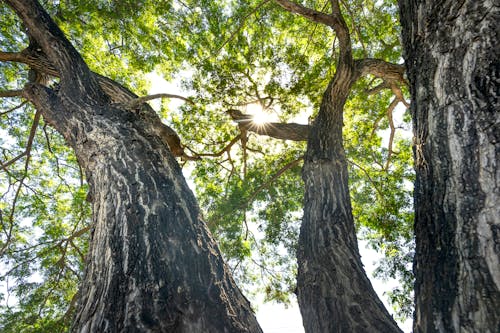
[294,1,402,332]
[399,0,500,332]
[6,1,262,332]
[298,77,402,333]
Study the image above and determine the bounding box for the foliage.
[1,0,414,331]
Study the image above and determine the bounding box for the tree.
[177,0,414,323]
[266,1,404,331]
[0,0,262,332]
[1,0,416,331]
[398,1,500,332]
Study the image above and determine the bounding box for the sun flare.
[246,103,275,125]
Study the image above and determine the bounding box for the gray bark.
[296,5,402,326]
[6,0,262,332]
[297,76,402,333]
[399,0,500,332]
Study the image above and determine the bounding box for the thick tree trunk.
[399,1,500,332]
[59,98,260,333]
[7,0,262,332]
[297,73,402,332]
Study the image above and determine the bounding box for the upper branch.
[4,0,105,102]
[274,0,338,27]
[124,93,194,109]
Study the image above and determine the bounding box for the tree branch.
[0,50,25,63]
[355,58,407,85]
[245,157,303,205]
[124,93,194,109]
[227,109,309,141]
[4,0,105,102]
[384,97,399,170]
[274,0,337,26]
[1,101,28,116]
[186,134,242,158]
[0,151,28,171]
[0,89,24,98]
[0,109,40,172]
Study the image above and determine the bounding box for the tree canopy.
[1,0,414,331]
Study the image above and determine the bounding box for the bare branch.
[347,159,385,198]
[245,157,303,205]
[227,109,310,141]
[384,97,399,170]
[274,0,337,27]
[124,93,194,109]
[391,85,410,108]
[366,81,391,95]
[186,135,242,158]
[0,50,24,62]
[1,101,28,116]
[0,152,28,172]
[0,89,23,98]
[23,109,41,172]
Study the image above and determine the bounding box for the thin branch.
[245,157,303,205]
[0,109,40,256]
[0,89,23,98]
[384,97,399,170]
[124,93,194,109]
[1,101,28,116]
[347,159,384,198]
[23,110,41,173]
[366,81,390,95]
[0,151,28,171]
[186,134,242,158]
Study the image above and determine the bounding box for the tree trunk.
[399,1,500,332]
[63,97,260,333]
[7,1,262,332]
[297,68,402,332]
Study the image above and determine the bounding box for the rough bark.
[298,77,403,333]
[5,0,262,332]
[0,47,187,157]
[399,0,500,332]
[292,1,402,332]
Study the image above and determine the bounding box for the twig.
[0,101,27,116]
[186,134,242,158]
[384,97,399,170]
[244,157,303,206]
[124,93,194,109]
